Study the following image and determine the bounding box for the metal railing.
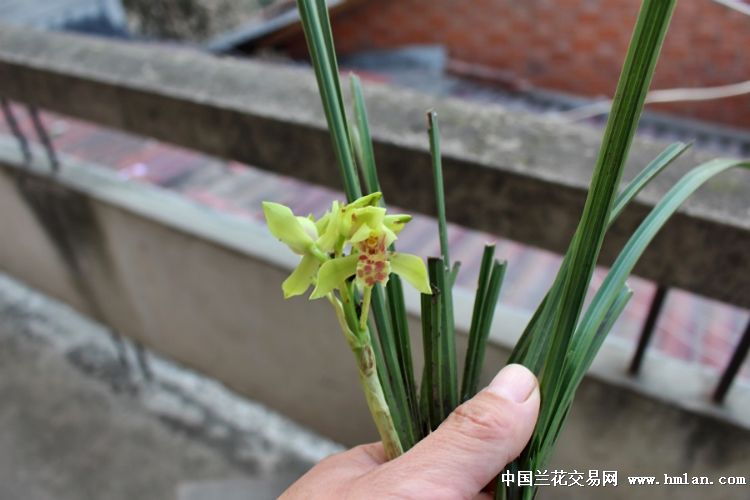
[0,23,748,404]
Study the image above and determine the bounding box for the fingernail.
[487,364,537,403]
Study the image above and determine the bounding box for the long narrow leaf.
[348,72,422,444]
[577,159,750,361]
[541,285,633,466]
[427,113,459,413]
[426,257,458,424]
[462,245,495,401]
[538,1,678,426]
[502,2,678,497]
[427,111,451,267]
[386,275,422,442]
[610,141,690,222]
[296,0,361,200]
[518,157,749,495]
[370,284,416,448]
[350,74,380,194]
[461,259,507,400]
[510,141,688,371]
[420,273,443,430]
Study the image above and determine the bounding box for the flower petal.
[384,214,412,235]
[296,216,319,241]
[342,205,385,240]
[390,252,431,294]
[353,206,386,227]
[315,210,331,235]
[310,254,358,299]
[382,226,398,247]
[282,254,320,299]
[262,202,314,255]
[349,223,373,244]
[347,192,382,209]
[316,201,342,252]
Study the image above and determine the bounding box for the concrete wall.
[2,23,749,310]
[1,142,749,499]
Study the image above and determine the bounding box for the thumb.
[373,364,539,499]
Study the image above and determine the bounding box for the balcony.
[0,21,749,500]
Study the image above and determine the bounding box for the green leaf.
[610,141,690,223]
[537,0,678,420]
[296,0,361,201]
[385,276,423,443]
[420,275,442,430]
[296,0,422,456]
[501,2,679,497]
[370,284,417,449]
[448,261,462,288]
[538,285,633,469]
[350,66,422,445]
[462,255,507,401]
[577,159,749,363]
[426,112,459,415]
[350,74,380,195]
[462,245,494,399]
[426,257,458,425]
[427,111,451,268]
[509,141,689,372]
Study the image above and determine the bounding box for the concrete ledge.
[1,143,749,499]
[0,24,748,308]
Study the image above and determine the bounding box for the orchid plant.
[263,1,749,498]
[263,192,430,458]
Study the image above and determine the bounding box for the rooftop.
[0,0,127,36]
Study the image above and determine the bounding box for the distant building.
[0,0,128,37]
[244,0,750,130]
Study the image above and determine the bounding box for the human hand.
[281,364,540,500]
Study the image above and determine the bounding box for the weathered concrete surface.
[0,272,339,500]
[0,143,749,500]
[0,23,748,308]
[0,302,242,500]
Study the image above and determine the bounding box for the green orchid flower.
[262,201,326,299]
[310,235,431,299]
[316,194,412,253]
[263,193,429,461]
[263,193,431,302]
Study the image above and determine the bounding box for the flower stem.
[359,286,372,331]
[327,292,403,459]
[353,341,404,460]
[310,246,329,263]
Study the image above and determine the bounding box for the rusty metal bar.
[1,97,31,164]
[713,318,750,404]
[27,104,59,172]
[629,285,669,375]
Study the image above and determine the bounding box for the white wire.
[710,0,750,16]
[559,0,750,122]
[560,81,750,122]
